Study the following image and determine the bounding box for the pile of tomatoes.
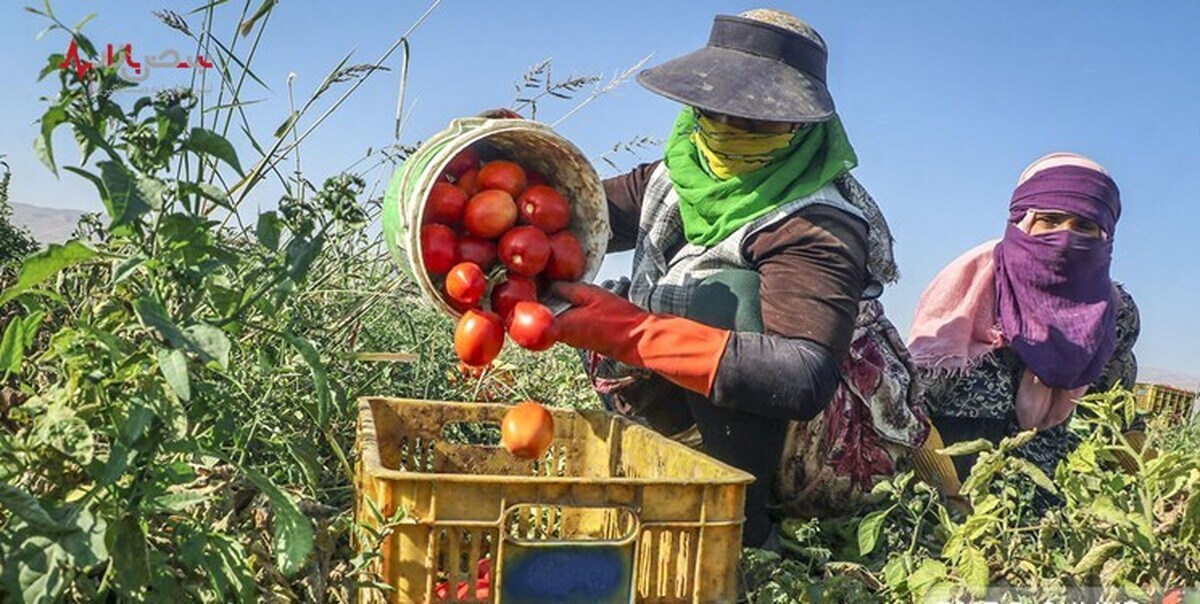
[419,146,586,369]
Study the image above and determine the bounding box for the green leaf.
[256,211,282,251]
[38,53,65,80]
[154,492,209,513]
[58,504,109,566]
[285,438,323,493]
[182,323,231,370]
[21,311,45,346]
[112,254,147,284]
[285,233,324,282]
[856,507,891,556]
[957,546,989,597]
[186,128,243,175]
[239,0,278,37]
[158,348,191,402]
[1071,540,1122,576]
[0,240,98,305]
[1183,492,1200,541]
[907,559,948,597]
[1000,429,1038,451]
[0,319,25,374]
[1010,458,1058,495]
[179,181,232,210]
[285,331,332,426]
[110,514,151,592]
[45,415,94,465]
[0,483,70,534]
[99,160,153,227]
[134,297,188,349]
[134,300,229,370]
[11,534,70,602]
[238,465,314,576]
[181,529,255,602]
[36,104,68,176]
[274,110,299,138]
[960,454,1002,497]
[1089,496,1129,527]
[937,438,994,457]
[136,176,168,211]
[881,554,910,593]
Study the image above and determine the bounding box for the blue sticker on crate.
[500,545,633,603]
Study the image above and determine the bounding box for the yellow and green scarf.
[664,108,858,247]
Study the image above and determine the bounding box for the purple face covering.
[993,165,1122,389]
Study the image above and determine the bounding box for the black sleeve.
[709,332,841,421]
[601,160,660,252]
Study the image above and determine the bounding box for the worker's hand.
[552,282,647,358]
[552,281,730,395]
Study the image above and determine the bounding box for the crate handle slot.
[441,421,502,447]
[501,504,639,547]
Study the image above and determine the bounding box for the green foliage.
[742,388,1200,603]
[0,4,605,601]
[0,160,40,288]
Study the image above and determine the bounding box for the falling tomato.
[501,401,555,460]
[454,309,505,367]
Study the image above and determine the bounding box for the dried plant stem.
[552,53,653,127]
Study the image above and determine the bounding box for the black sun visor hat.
[636,15,835,124]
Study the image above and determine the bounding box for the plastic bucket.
[382,117,610,317]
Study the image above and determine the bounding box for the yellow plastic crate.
[354,397,753,603]
[1135,383,1198,426]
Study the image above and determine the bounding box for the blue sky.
[1,1,1197,376]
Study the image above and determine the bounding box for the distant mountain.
[7,202,85,244]
[1140,366,1200,391]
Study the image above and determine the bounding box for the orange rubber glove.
[552,282,731,396]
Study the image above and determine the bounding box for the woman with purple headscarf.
[905,153,1142,507]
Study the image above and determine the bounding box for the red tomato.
[464,190,518,239]
[477,160,527,198]
[420,224,458,275]
[425,182,469,225]
[457,236,497,270]
[445,148,481,179]
[506,301,557,351]
[490,275,538,321]
[498,226,551,277]
[516,185,570,234]
[457,168,480,196]
[545,231,585,281]
[454,309,505,367]
[445,262,486,307]
[501,401,555,459]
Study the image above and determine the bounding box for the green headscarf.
[664,108,859,247]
